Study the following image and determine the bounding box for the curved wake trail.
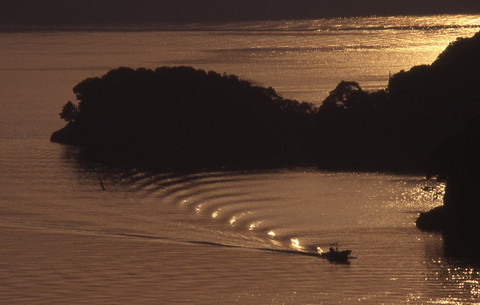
[98,169,338,258]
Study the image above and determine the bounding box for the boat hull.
[320,250,352,262]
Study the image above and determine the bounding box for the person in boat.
[329,243,339,253]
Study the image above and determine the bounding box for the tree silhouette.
[59,101,78,122]
[320,81,365,111]
[51,66,317,169]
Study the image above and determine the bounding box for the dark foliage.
[417,116,480,255]
[403,32,480,258]
[59,101,78,122]
[314,31,480,172]
[51,66,316,169]
[310,31,480,260]
[310,31,480,259]
[52,31,480,174]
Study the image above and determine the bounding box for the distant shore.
[3,1,480,27]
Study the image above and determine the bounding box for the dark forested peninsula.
[51,66,318,169]
[52,31,480,173]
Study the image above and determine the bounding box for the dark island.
[52,32,480,255]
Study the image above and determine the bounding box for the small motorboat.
[320,243,352,263]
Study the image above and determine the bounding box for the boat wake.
[0,217,337,261]
[63,167,358,262]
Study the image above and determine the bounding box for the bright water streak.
[1,15,480,304]
[1,139,475,304]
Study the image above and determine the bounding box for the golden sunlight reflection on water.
[290,238,301,249]
[426,260,480,304]
[2,15,480,303]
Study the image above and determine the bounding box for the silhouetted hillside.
[312,32,480,258]
[384,32,480,259]
[416,116,480,259]
[314,31,480,172]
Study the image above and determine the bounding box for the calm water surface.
[1,15,480,304]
